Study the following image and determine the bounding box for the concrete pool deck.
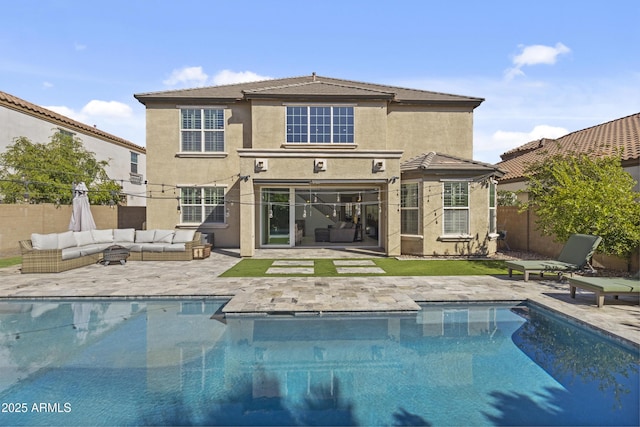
[0,248,638,348]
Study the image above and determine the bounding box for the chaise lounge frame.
[568,274,640,307]
[505,234,602,281]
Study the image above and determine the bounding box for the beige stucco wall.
[497,206,639,271]
[142,98,476,256]
[400,178,497,256]
[144,106,243,247]
[388,106,474,160]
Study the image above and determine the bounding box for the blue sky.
[2,0,639,164]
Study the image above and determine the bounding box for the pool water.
[0,299,637,426]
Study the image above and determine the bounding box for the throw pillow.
[91,229,114,244]
[113,228,135,243]
[31,233,58,250]
[57,231,77,249]
[135,230,155,243]
[173,229,196,243]
[154,229,175,243]
[74,231,94,247]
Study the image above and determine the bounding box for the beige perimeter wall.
[497,206,639,272]
[0,204,145,257]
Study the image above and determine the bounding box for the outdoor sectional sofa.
[19,228,201,273]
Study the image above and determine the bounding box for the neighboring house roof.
[0,90,145,153]
[134,73,484,107]
[402,152,505,177]
[497,112,640,183]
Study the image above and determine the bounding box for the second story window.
[130,152,139,174]
[181,108,224,152]
[286,106,354,144]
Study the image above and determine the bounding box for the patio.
[0,248,637,348]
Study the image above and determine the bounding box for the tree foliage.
[0,133,122,205]
[522,152,640,260]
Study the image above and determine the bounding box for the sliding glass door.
[261,188,290,246]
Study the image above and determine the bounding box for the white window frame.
[442,181,470,238]
[179,186,226,224]
[401,181,420,235]
[180,107,225,153]
[489,181,497,235]
[285,105,354,144]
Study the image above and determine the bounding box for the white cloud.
[43,101,145,146]
[492,124,568,149]
[44,105,79,120]
[163,67,271,88]
[81,100,133,119]
[163,66,209,87]
[505,42,571,80]
[42,81,53,88]
[74,42,87,51]
[211,69,271,85]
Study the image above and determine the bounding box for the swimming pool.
[0,299,637,426]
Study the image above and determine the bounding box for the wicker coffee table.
[103,245,130,266]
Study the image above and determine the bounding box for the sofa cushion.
[31,233,59,250]
[61,247,84,260]
[173,229,196,243]
[79,244,105,256]
[74,231,94,247]
[140,244,164,252]
[135,230,155,243]
[154,229,175,243]
[91,229,113,244]
[113,228,135,243]
[162,243,186,252]
[57,231,77,249]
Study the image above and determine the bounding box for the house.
[134,74,504,257]
[0,90,147,206]
[497,112,640,198]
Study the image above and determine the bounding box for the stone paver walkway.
[0,248,637,348]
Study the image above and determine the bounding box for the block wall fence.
[498,206,638,272]
[0,204,145,257]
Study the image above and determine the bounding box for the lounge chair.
[568,273,640,307]
[505,234,602,281]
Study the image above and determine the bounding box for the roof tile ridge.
[0,90,143,151]
[315,75,483,100]
[135,74,313,97]
[556,112,640,141]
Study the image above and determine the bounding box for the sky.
[2,0,639,164]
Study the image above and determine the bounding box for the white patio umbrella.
[68,182,97,231]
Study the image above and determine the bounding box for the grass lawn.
[220,258,511,277]
[0,257,21,269]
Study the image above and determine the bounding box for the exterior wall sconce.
[314,159,327,171]
[255,159,268,172]
[388,176,399,184]
[373,159,386,172]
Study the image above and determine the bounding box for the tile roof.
[0,90,145,153]
[134,73,483,107]
[497,112,640,182]
[402,152,505,176]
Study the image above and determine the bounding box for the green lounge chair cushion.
[568,276,640,293]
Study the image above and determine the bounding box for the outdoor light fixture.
[373,159,386,172]
[255,159,268,172]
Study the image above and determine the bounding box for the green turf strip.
[220,258,510,277]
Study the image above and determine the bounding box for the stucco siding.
[388,106,473,160]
